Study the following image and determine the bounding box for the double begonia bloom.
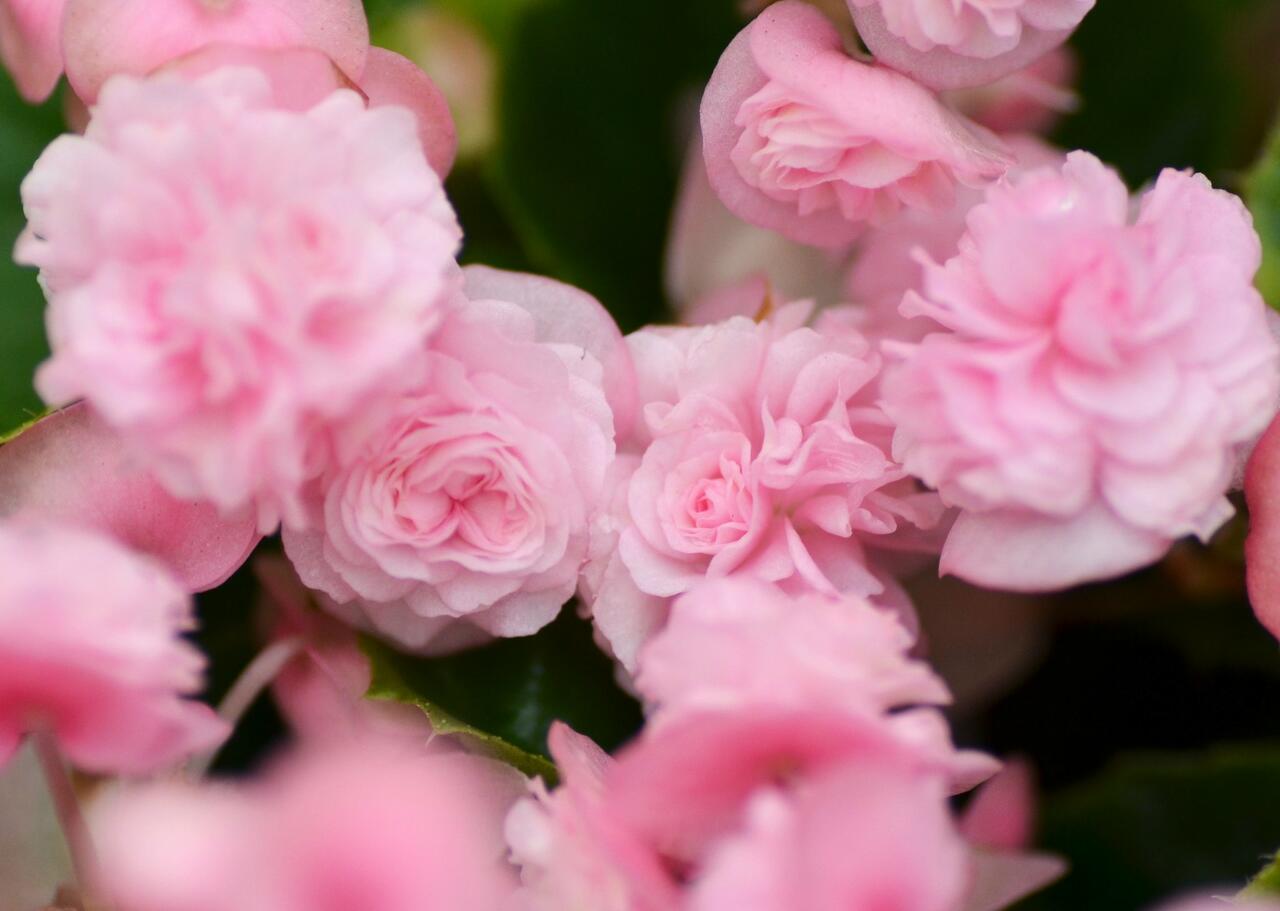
[284,267,619,652]
[95,742,522,911]
[586,302,943,669]
[0,0,65,102]
[846,0,1095,90]
[884,152,1280,591]
[0,520,228,774]
[19,67,462,531]
[702,1,1012,249]
[636,578,950,720]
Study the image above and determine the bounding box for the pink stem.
[186,637,303,779]
[32,730,102,908]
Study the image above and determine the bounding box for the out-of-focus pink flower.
[959,759,1036,851]
[1246,417,1280,642]
[585,302,943,670]
[635,578,949,720]
[61,0,370,102]
[0,0,66,102]
[846,0,1094,90]
[946,47,1078,136]
[688,763,968,911]
[884,152,1280,591]
[0,520,227,774]
[95,741,522,911]
[506,723,682,911]
[19,68,462,532]
[0,404,259,593]
[284,267,618,652]
[702,1,1011,249]
[610,709,993,864]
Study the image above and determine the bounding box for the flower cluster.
[2,0,1279,909]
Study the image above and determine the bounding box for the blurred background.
[2,2,1280,909]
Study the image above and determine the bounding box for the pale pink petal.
[62,0,370,101]
[0,0,66,102]
[940,505,1170,592]
[360,47,458,178]
[0,405,259,592]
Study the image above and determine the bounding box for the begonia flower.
[19,67,462,531]
[884,152,1280,591]
[846,0,1094,90]
[702,1,1012,248]
[284,267,620,652]
[583,302,943,671]
[0,520,227,774]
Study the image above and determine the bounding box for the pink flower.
[884,152,1280,591]
[0,404,260,592]
[19,67,462,531]
[840,134,1063,347]
[635,578,950,720]
[702,0,1011,249]
[945,47,1078,136]
[687,763,968,911]
[95,741,522,911]
[506,723,682,911]
[0,520,227,774]
[61,0,370,102]
[284,267,621,652]
[586,302,943,670]
[1246,417,1280,642]
[846,0,1095,90]
[0,0,66,102]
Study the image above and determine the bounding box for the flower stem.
[186,636,303,779]
[32,730,101,908]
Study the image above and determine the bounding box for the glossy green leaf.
[1242,852,1280,900]
[1245,118,1280,307]
[1028,745,1280,911]
[362,608,643,779]
[488,0,742,330]
[0,79,63,427]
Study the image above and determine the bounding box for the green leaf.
[0,79,63,428]
[1055,0,1275,188]
[1028,745,1280,911]
[1242,853,1280,900]
[1245,119,1280,307]
[0,406,50,446]
[487,0,742,330]
[361,608,644,780]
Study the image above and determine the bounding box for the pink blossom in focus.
[18,68,462,532]
[884,152,1280,591]
[0,520,227,774]
[284,267,617,652]
[0,0,66,102]
[846,0,1094,90]
[635,578,950,720]
[701,0,1012,249]
[584,302,944,670]
[61,0,370,102]
[95,741,522,911]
